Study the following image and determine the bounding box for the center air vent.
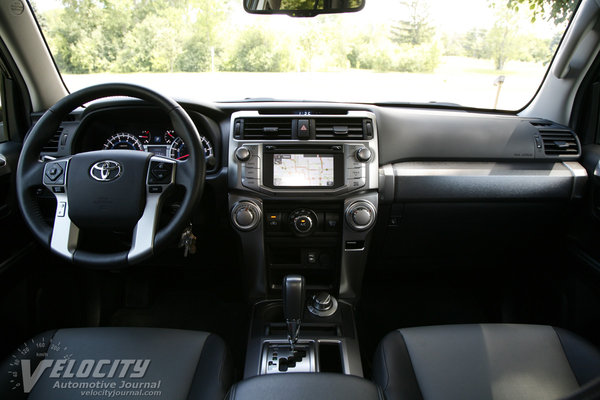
[234,118,292,139]
[314,118,371,140]
[540,131,579,155]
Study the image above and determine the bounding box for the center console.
[227,110,379,378]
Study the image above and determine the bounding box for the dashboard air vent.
[314,118,371,140]
[540,130,579,156]
[42,126,63,153]
[235,118,292,140]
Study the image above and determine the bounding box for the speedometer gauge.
[104,132,144,151]
[169,137,189,160]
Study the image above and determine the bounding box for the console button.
[325,213,339,232]
[298,119,310,139]
[266,213,281,231]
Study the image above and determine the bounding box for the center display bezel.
[262,146,345,190]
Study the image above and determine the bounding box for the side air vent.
[314,118,371,140]
[540,130,579,156]
[234,118,292,139]
[41,126,63,153]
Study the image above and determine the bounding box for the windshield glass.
[31,0,577,110]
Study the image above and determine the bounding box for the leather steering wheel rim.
[16,83,205,267]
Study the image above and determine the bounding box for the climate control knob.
[231,201,261,231]
[345,201,376,231]
[235,147,251,162]
[289,209,318,236]
[355,147,372,162]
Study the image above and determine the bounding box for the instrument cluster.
[103,128,214,161]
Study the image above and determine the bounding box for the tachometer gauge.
[164,130,176,144]
[104,132,144,151]
[169,137,189,160]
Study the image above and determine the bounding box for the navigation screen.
[273,154,335,187]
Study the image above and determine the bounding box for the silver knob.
[235,147,251,162]
[308,292,338,317]
[231,201,261,231]
[352,207,372,226]
[356,147,372,162]
[293,215,313,233]
[345,201,376,231]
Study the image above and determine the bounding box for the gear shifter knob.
[283,275,305,349]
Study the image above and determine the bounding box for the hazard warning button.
[297,119,310,139]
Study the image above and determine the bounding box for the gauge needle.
[176,154,190,160]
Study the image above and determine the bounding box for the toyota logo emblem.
[90,160,122,182]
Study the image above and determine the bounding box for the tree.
[485,8,519,70]
[390,0,434,46]
[492,0,578,24]
[462,29,489,59]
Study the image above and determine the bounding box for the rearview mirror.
[244,0,365,17]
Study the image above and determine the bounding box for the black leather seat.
[2,327,231,400]
[373,324,600,400]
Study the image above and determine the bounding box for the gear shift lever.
[283,275,305,350]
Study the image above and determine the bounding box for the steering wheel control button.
[57,202,67,217]
[231,201,262,231]
[52,186,65,193]
[148,161,173,184]
[235,146,251,162]
[44,162,67,185]
[149,186,163,193]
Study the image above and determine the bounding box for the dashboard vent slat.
[314,118,367,140]
[540,130,579,156]
[236,118,292,139]
[42,127,63,153]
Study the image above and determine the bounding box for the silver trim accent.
[391,162,579,200]
[43,158,79,260]
[89,160,122,182]
[563,161,588,199]
[228,110,379,195]
[128,156,175,262]
[261,340,317,374]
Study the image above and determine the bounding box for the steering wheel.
[16,83,205,267]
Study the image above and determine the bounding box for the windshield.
[31,0,577,110]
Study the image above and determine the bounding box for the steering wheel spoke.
[128,156,176,262]
[40,157,79,259]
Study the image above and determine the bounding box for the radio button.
[346,177,366,189]
[242,165,260,179]
[242,177,259,189]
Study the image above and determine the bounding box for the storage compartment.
[318,341,343,373]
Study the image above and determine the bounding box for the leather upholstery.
[1,327,231,400]
[226,373,384,400]
[373,324,600,400]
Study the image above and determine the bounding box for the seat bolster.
[372,330,424,400]
[554,327,600,385]
[186,333,232,400]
